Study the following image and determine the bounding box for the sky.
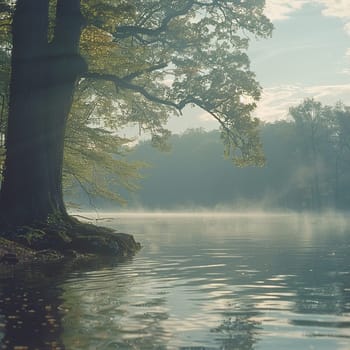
[166,0,350,133]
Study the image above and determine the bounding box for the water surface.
[1,212,350,349]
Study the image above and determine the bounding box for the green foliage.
[62,0,273,207]
[79,0,273,165]
[64,79,145,207]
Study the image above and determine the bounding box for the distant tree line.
[112,98,350,211]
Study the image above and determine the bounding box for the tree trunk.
[0,0,86,227]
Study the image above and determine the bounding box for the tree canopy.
[77,0,273,165]
[0,0,273,209]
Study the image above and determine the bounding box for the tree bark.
[0,0,86,227]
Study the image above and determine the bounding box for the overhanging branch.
[82,71,187,112]
[81,71,234,138]
[123,62,168,81]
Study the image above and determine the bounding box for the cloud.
[255,85,304,121]
[317,0,350,18]
[265,0,350,21]
[305,83,350,100]
[255,84,350,122]
[197,111,213,122]
[265,0,350,36]
[180,84,350,128]
[316,0,350,36]
[165,106,219,133]
[264,0,308,21]
[345,22,350,35]
[168,84,350,132]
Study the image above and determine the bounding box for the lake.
[0,212,350,349]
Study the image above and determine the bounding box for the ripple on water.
[19,214,347,349]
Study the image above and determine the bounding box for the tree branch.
[115,1,195,40]
[123,62,168,81]
[82,71,187,112]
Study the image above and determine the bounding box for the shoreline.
[0,226,141,266]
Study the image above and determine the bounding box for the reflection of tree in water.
[60,258,171,350]
[210,313,261,350]
[291,246,350,318]
[0,264,65,349]
[178,314,260,350]
[0,257,133,350]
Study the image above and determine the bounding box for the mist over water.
[60,211,350,349]
[1,211,350,349]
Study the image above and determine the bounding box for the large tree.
[0,0,272,230]
[0,4,143,210]
[0,0,88,226]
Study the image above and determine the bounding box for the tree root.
[0,218,141,264]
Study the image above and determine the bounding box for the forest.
[71,99,350,212]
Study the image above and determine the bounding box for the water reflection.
[211,315,261,350]
[0,258,132,349]
[0,263,65,349]
[0,213,350,349]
